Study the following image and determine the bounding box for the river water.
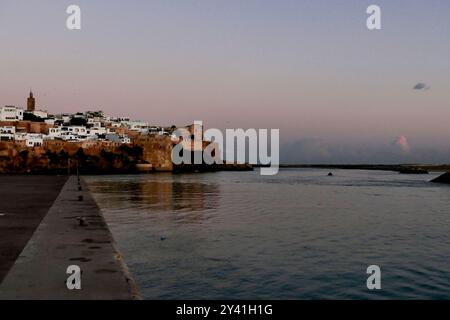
[85,169,450,299]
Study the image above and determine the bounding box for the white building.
[149,126,161,134]
[105,133,131,144]
[44,118,56,126]
[0,126,15,134]
[0,126,16,141]
[88,121,103,128]
[54,114,71,124]
[25,134,44,147]
[0,107,150,146]
[158,129,169,136]
[48,127,62,139]
[0,106,24,121]
[109,121,123,128]
[60,132,79,141]
[121,136,131,144]
[111,117,130,122]
[61,126,88,136]
[32,110,48,119]
[128,121,149,134]
[88,127,108,136]
[87,117,106,127]
[14,132,27,141]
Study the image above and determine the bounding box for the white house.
[88,121,103,128]
[128,121,149,134]
[149,126,161,134]
[44,118,56,126]
[61,126,88,136]
[109,121,123,128]
[88,126,108,136]
[60,132,79,141]
[32,110,48,119]
[121,135,131,144]
[0,126,16,134]
[105,133,131,144]
[158,129,169,136]
[14,132,27,141]
[25,134,44,147]
[48,127,62,139]
[55,114,72,124]
[0,126,16,141]
[87,117,105,126]
[0,106,24,121]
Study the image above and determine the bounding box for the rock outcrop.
[431,172,450,184]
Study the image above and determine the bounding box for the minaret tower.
[27,90,35,112]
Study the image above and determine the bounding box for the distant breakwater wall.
[0,135,173,174]
[278,164,450,173]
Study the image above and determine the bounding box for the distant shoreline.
[1,163,449,175]
[256,164,450,173]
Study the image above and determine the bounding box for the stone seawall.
[0,176,140,300]
[0,135,173,173]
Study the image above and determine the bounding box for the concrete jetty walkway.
[0,175,68,282]
[0,176,140,300]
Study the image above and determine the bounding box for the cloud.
[413,83,430,90]
[393,135,410,153]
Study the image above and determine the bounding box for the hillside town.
[0,91,209,174]
[0,91,253,174]
[0,91,179,147]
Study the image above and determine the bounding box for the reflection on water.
[86,169,450,299]
[87,173,220,224]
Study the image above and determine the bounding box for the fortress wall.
[0,135,175,173]
[134,135,173,171]
[0,121,53,134]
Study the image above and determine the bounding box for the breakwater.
[0,176,140,300]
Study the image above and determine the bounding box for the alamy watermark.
[366,265,381,290]
[66,5,81,30]
[367,5,382,30]
[66,5,381,31]
[171,121,280,176]
[66,265,81,290]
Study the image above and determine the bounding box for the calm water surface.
[85,169,450,299]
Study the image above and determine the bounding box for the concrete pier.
[0,175,68,283]
[0,176,140,300]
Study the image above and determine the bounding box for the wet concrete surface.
[0,176,140,299]
[0,175,68,283]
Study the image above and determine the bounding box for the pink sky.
[1,0,449,161]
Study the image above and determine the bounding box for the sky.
[0,0,449,163]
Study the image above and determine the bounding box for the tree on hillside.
[45,151,59,166]
[59,150,69,162]
[19,150,29,169]
[75,148,86,161]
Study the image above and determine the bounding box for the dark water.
[85,169,450,299]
